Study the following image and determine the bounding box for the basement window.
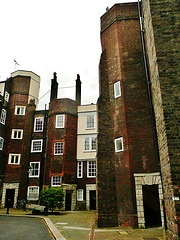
[115,137,124,152]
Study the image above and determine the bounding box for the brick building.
[97,2,179,239]
[0,70,97,212]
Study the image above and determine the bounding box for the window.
[115,137,124,152]
[8,154,21,165]
[0,109,6,125]
[56,114,65,128]
[27,186,39,200]
[31,140,43,152]
[0,137,4,150]
[77,162,83,178]
[84,137,96,151]
[77,189,83,201]
[54,142,64,155]
[34,117,44,132]
[11,129,23,139]
[87,161,96,178]
[86,115,95,129]
[4,91,9,102]
[51,175,62,187]
[15,106,26,115]
[114,81,121,98]
[29,162,40,177]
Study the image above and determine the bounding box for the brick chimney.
[75,74,81,105]
[50,72,58,102]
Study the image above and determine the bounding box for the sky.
[0,0,137,110]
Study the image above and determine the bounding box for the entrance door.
[90,190,96,210]
[65,190,72,211]
[5,189,15,208]
[142,185,161,228]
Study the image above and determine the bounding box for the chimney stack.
[50,72,58,102]
[75,74,81,105]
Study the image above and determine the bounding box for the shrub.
[40,188,64,211]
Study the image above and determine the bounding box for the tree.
[40,188,64,211]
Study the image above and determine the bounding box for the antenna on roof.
[14,59,19,71]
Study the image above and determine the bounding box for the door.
[90,190,96,210]
[142,185,162,228]
[5,189,15,208]
[65,190,72,211]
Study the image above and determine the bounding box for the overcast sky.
[0,0,137,110]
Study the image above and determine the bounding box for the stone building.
[97,2,179,239]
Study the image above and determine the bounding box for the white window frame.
[0,109,6,125]
[0,137,4,150]
[77,189,83,201]
[77,161,83,178]
[56,114,65,128]
[29,162,40,178]
[51,175,62,187]
[114,81,121,98]
[4,91,9,102]
[8,154,21,165]
[54,142,64,155]
[31,139,43,153]
[115,137,124,152]
[27,186,39,201]
[34,117,44,132]
[87,161,96,178]
[86,115,95,129]
[15,106,26,115]
[11,129,23,139]
[84,137,96,151]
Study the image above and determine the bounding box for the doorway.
[65,190,72,211]
[5,189,15,208]
[142,185,161,228]
[90,190,96,210]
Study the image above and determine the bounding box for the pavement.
[0,208,166,240]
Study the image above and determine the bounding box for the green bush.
[40,188,64,211]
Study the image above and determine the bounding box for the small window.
[29,162,40,178]
[56,114,65,128]
[34,117,44,132]
[0,137,4,150]
[77,189,83,201]
[54,142,64,155]
[4,91,9,102]
[115,137,124,152]
[77,162,83,178]
[11,129,23,139]
[51,175,62,187]
[31,140,43,152]
[27,186,39,200]
[15,106,26,115]
[84,137,96,151]
[114,81,121,98]
[0,109,6,125]
[87,161,96,178]
[8,154,21,165]
[87,115,95,129]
